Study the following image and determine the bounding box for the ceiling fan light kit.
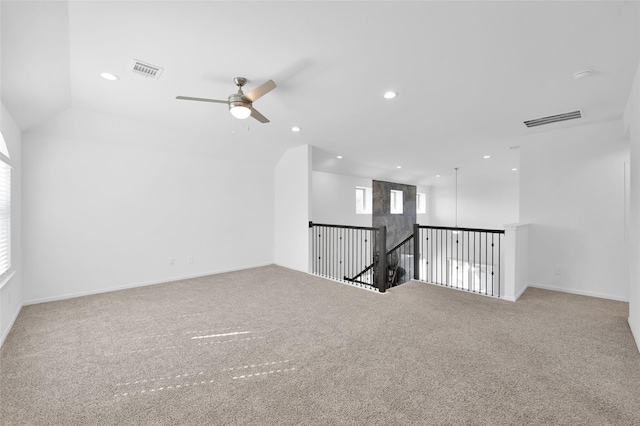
[177,76,276,123]
[229,103,252,119]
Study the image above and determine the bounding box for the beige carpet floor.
[1,265,639,425]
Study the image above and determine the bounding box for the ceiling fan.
[176,77,276,123]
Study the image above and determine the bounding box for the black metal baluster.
[465,231,468,291]
[444,229,447,286]
[360,229,364,287]
[321,226,324,277]
[429,228,432,283]
[473,232,482,293]
[328,226,332,279]
[423,228,427,282]
[415,227,419,281]
[349,228,353,281]
[311,225,315,274]
[333,227,337,280]
[318,226,322,276]
[428,228,431,282]
[339,229,343,281]
[366,230,370,287]
[319,226,322,276]
[491,233,495,297]
[439,228,442,285]
[485,232,488,295]
[318,226,321,275]
[456,231,459,289]
[324,226,328,277]
[445,230,448,286]
[473,231,476,292]
[333,228,340,279]
[498,233,501,297]
[329,227,332,279]
[436,229,439,284]
[434,229,437,284]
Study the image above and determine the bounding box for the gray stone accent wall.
[372,180,416,251]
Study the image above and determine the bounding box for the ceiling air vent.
[129,59,164,79]
[524,110,582,128]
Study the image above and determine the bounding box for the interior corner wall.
[0,102,23,347]
[625,62,640,349]
[519,119,628,301]
[274,145,311,272]
[22,112,275,304]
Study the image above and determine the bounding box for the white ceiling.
[2,1,639,185]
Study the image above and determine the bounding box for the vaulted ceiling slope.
[2,1,639,183]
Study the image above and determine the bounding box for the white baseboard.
[629,317,640,354]
[528,282,628,302]
[1,303,23,349]
[514,284,529,301]
[415,279,506,301]
[23,263,273,306]
[502,285,529,302]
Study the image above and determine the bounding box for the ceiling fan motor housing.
[228,93,252,111]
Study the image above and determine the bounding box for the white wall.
[274,145,311,272]
[312,171,372,227]
[520,119,628,301]
[429,172,519,229]
[624,62,639,348]
[22,110,274,304]
[311,170,430,227]
[0,102,23,346]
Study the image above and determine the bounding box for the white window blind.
[0,157,11,276]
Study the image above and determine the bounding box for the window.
[390,190,403,214]
[417,192,427,214]
[355,186,372,214]
[0,153,11,276]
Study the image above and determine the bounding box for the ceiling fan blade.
[250,108,270,123]
[176,96,227,104]
[244,80,276,102]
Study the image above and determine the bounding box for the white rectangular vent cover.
[129,59,163,79]
[524,110,582,128]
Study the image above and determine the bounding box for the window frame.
[355,186,372,215]
[0,152,12,278]
[390,189,403,214]
[417,192,427,214]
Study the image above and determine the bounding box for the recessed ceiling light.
[384,91,397,99]
[336,155,343,159]
[573,69,593,80]
[396,166,402,169]
[512,168,518,171]
[483,155,491,159]
[100,72,119,81]
[436,175,441,178]
[291,126,301,132]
